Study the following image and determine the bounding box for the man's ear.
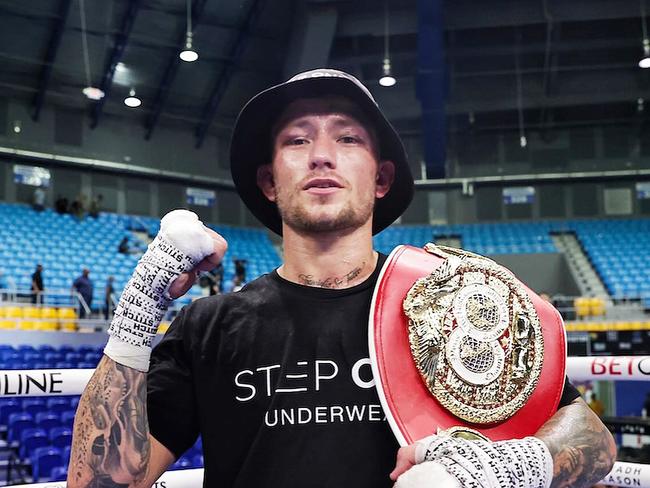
[256,164,276,202]
[375,160,395,199]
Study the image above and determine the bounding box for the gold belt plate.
[403,244,544,424]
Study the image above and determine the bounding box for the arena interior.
[0,0,649,486]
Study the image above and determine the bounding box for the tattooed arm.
[391,397,616,487]
[536,396,617,488]
[67,356,174,488]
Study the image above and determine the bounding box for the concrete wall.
[489,252,580,297]
[422,181,650,225]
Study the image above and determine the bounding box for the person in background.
[208,262,224,294]
[89,194,103,218]
[588,392,605,418]
[32,185,46,212]
[31,264,43,304]
[230,274,245,293]
[118,236,130,254]
[234,258,247,282]
[104,276,115,321]
[70,194,86,220]
[72,268,93,318]
[54,195,69,214]
[0,269,8,301]
[0,269,7,290]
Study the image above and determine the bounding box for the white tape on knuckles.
[109,234,197,341]
[104,229,205,371]
[417,436,552,488]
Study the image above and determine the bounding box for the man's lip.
[303,178,343,190]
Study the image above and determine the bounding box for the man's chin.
[286,212,364,234]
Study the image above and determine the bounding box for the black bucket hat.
[230,68,414,236]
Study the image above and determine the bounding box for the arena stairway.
[551,232,609,298]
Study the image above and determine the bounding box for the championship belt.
[369,244,566,446]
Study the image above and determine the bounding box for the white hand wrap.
[412,435,553,488]
[104,210,214,372]
[394,462,460,488]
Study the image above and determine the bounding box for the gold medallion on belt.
[403,244,544,424]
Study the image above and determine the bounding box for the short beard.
[275,189,374,234]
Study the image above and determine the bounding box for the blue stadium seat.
[50,465,67,482]
[46,398,70,415]
[35,412,61,431]
[8,412,34,443]
[170,456,193,470]
[65,353,82,364]
[60,410,76,428]
[191,454,204,468]
[50,426,72,449]
[70,397,80,411]
[31,446,62,482]
[22,399,46,417]
[0,399,22,426]
[19,427,48,459]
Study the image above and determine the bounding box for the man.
[118,236,130,254]
[32,185,46,212]
[89,193,103,218]
[588,392,606,418]
[54,195,68,214]
[31,264,43,304]
[68,69,615,488]
[234,258,247,282]
[104,276,115,320]
[72,268,93,319]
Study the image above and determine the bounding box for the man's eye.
[339,136,359,144]
[288,138,308,145]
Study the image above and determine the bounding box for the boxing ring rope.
[2,358,650,487]
[7,468,205,488]
[1,355,645,399]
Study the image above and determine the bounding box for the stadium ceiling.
[0,0,648,142]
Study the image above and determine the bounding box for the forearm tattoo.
[68,356,151,487]
[298,262,365,288]
[536,398,616,488]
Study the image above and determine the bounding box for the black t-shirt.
[147,254,580,488]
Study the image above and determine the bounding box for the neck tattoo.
[298,262,366,289]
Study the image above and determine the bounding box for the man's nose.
[308,136,336,170]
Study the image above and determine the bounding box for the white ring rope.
[566,356,650,381]
[7,467,204,487]
[0,355,646,400]
[4,462,650,488]
[0,369,93,397]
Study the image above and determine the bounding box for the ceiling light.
[641,1,650,68]
[179,0,198,62]
[180,33,198,62]
[379,58,396,87]
[379,0,396,87]
[124,88,141,108]
[640,39,650,68]
[520,135,527,148]
[13,121,21,134]
[82,86,105,100]
[115,62,128,73]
